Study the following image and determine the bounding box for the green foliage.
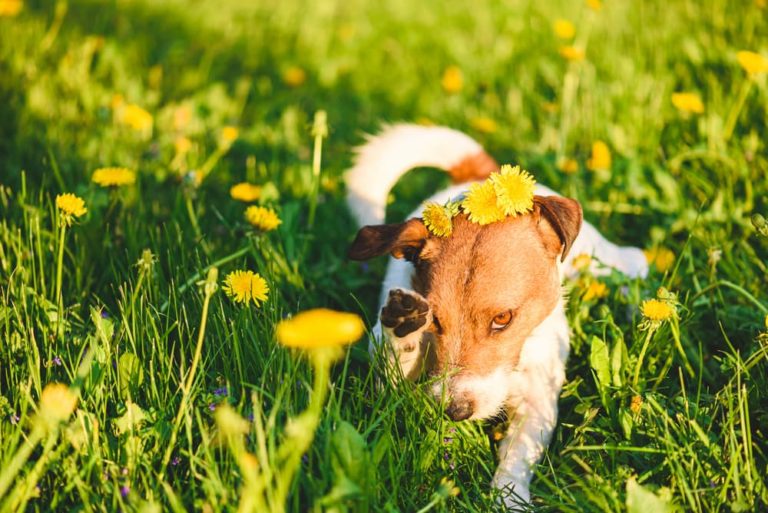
[1,0,768,511]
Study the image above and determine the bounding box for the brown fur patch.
[420,214,562,377]
[448,151,499,183]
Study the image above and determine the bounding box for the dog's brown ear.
[534,195,583,262]
[348,218,430,261]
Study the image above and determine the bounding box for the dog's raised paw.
[380,289,430,338]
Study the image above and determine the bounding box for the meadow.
[1,0,767,511]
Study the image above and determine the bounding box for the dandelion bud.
[751,213,768,236]
[214,404,250,438]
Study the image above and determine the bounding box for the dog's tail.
[345,123,498,227]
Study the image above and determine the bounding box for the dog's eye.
[491,310,513,331]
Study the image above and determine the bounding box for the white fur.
[346,124,483,227]
[348,124,648,509]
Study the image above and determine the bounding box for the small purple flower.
[443,451,451,461]
[120,485,130,498]
[208,403,217,411]
[171,456,181,466]
[10,414,19,425]
[443,437,453,444]
[301,454,309,465]
[359,262,370,273]
[213,387,228,397]
[101,310,110,319]
[52,356,62,366]
[247,412,254,421]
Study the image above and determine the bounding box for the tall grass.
[0,0,767,511]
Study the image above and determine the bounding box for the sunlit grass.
[1,0,767,511]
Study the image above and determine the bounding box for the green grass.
[1,0,768,511]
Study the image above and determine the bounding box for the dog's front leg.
[373,288,432,381]
[492,372,560,509]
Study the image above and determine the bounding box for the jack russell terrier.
[345,124,647,508]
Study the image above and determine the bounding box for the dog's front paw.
[381,289,430,339]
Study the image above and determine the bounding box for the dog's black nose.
[445,399,473,421]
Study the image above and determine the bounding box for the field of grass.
[1,0,768,511]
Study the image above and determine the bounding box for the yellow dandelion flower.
[276,308,365,349]
[586,0,602,10]
[490,164,536,217]
[641,298,676,322]
[559,46,585,62]
[422,202,454,237]
[91,167,136,187]
[222,270,269,306]
[0,0,22,16]
[553,19,576,40]
[644,247,675,272]
[587,140,612,171]
[38,383,78,425]
[230,182,261,202]
[441,66,464,94]
[283,66,307,87]
[583,281,608,301]
[470,117,498,134]
[174,136,192,154]
[221,126,239,146]
[757,0,767,8]
[56,193,87,222]
[572,253,592,271]
[671,92,704,114]
[630,395,643,414]
[461,180,506,225]
[737,50,768,76]
[245,206,282,231]
[557,157,579,174]
[121,104,153,132]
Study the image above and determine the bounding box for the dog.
[345,124,647,508]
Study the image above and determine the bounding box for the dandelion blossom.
[641,299,676,322]
[230,182,261,202]
[671,92,704,114]
[490,165,536,217]
[38,383,78,425]
[245,206,281,231]
[0,0,22,16]
[559,46,585,62]
[461,180,506,225]
[572,253,592,271]
[91,167,136,187]
[422,202,454,237]
[221,126,239,146]
[441,66,464,94]
[282,66,307,87]
[553,19,576,40]
[586,0,602,10]
[470,117,498,134]
[587,140,612,171]
[644,247,675,272]
[583,281,608,301]
[222,270,269,306]
[276,309,365,349]
[557,157,579,174]
[737,50,768,76]
[121,104,153,132]
[56,193,87,221]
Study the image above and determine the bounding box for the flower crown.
[422,164,536,237]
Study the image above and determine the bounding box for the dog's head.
[349,195,582,421]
